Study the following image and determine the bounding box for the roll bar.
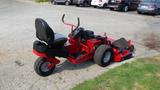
[62,14,80,31]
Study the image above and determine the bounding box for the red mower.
[33,14,135,76]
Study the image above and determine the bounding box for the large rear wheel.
[94,45,113,67]
[34,57,55,77]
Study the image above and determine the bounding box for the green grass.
[35,0,50,2]
[72,55,160,90]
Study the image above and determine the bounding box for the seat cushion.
[112,38,128,49]
[33,40,47,53]
[53,33,67,47]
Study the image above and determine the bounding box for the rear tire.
[83,1,89,7]
[65,1,70,6]
[94,45,113,67]
[53,1,57,5]
[34,57,55,77]
[103,3,107,8]
[129,45,135,52]
[122,5,129,12]
[154,10,159,16]
[93,6,97,8]
[137,11,142,14]
[109,8,114,11]
[124,45,135,60]
[76,4,80,7]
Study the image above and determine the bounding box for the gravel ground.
[0,0,160,90]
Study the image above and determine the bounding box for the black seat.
[112,38,128,49]
[35,18,67,47]
[54,33,67,46]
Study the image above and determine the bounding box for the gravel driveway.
[0,0,160,90]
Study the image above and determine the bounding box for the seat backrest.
[35,18,55,45]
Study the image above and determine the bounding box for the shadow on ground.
[53,60,94,74]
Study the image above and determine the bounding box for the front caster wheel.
[94,45,113,67]
[124,45,135,60]
[34,57,55,77]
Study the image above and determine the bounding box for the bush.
[35,0,50,2]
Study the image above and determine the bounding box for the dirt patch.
[0,51,6,58]
[145,73,152,76]
[156,73,160,77]
[143,33,160,52]
[0,52,2,56]
[142,55,160,64]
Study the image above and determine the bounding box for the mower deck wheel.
[94,45,113,67]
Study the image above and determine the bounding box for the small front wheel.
[34,57,55,77]
[94,45,113,67]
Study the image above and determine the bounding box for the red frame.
[33,49,60,65]
[33,33,133,65]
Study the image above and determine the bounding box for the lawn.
[72,55,160,90]
[35,0,50,2]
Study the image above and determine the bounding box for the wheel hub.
[103,51,111,63]
[41,62,50,72]
[124,6,128,12]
